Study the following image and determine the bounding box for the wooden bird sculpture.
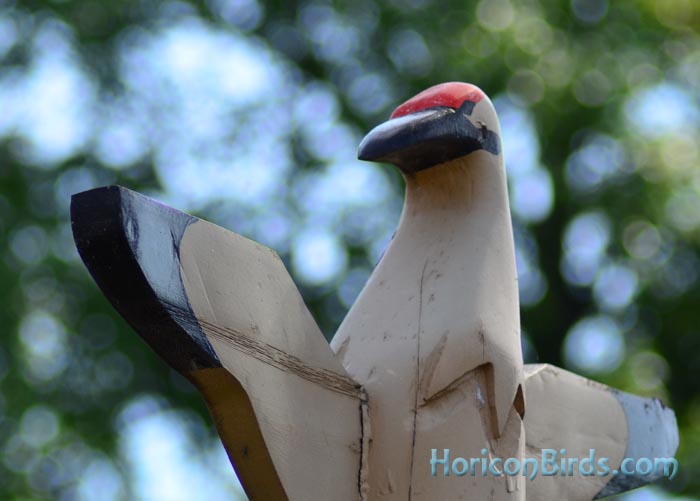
[72,82,678,500]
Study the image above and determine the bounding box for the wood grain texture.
[71,186,364,501]
[72,81,679,500]
[523,364,679,500]
[333,95,526,500]
[523,364,626,500]
[188,368,287,500]
[179,219,364,500]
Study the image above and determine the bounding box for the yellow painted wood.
[188,368,288,500]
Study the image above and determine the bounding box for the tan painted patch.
[523,364,627,499]
[188,368,287,500]
[179,220,363,500]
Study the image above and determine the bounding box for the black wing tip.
[70,185,127,215]
[71,185,221,373]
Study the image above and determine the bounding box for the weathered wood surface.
[71,186,364,500]
[523,364,677,500]
[72,82,678,501]
[333,89,526,499]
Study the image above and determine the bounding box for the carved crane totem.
[72,83,678,500]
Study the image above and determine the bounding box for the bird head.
[358,82,501,174]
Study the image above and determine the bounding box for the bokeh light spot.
[573,70,611,107]
[623,221,662,261]
[565,134,627,193]
[19,311,69,383]
[292,230,348,286]
[561,211,611,287]
[476,0,515,32]
[629,351,669,392]
[10,225,48,266]
[20,405,60,449]
[625,83,699,139]
[593,263,639,312]
[510,167,554,223]
[571,0,608,24]
[564,315,625,374]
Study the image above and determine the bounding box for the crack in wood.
[164,299,363,400]
[358,392,370,501]
[408,259,429,501]
[203,320,361,399]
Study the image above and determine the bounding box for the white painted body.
[332,97,525,499]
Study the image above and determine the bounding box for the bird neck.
[400,150,510,233]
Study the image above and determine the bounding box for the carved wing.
[72,186,364,501]
[523,364,678,500]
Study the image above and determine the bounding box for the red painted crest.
[390,82,486,119]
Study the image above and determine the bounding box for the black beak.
[358,101,500,174]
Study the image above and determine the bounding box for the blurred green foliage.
[1,0,700,498]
